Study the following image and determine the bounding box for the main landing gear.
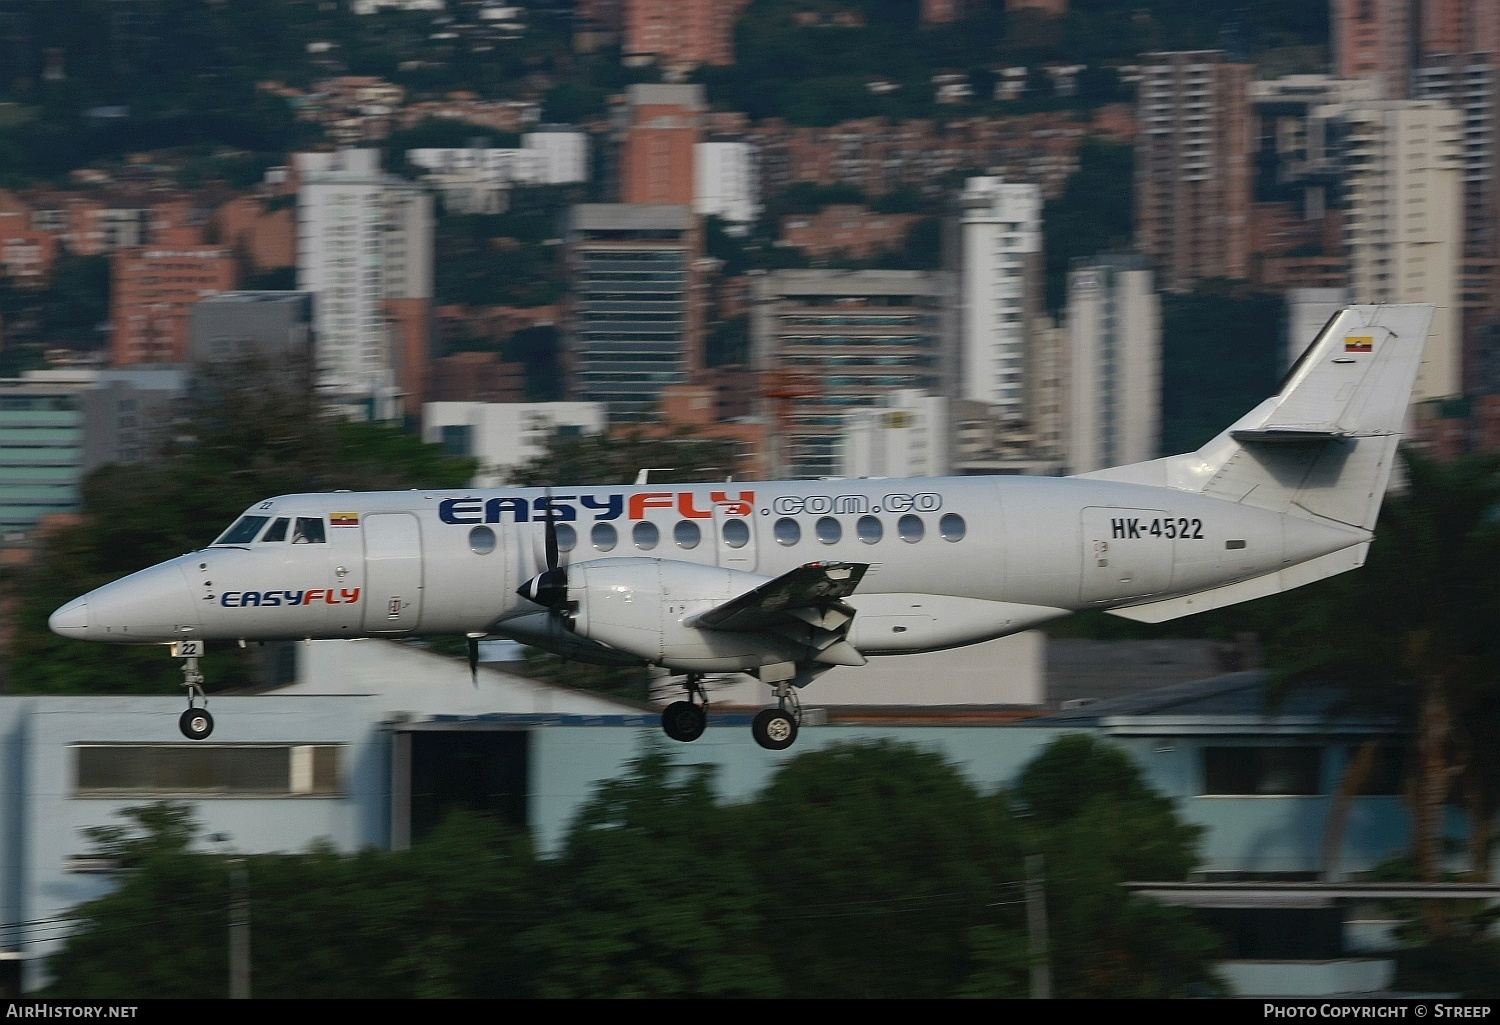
[661,673,708,743]
[657,673,801,751]
[173,640,214,741]
[752,681,799,752]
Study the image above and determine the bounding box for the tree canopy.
[43,736,1225,998]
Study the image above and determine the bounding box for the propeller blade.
[468,636,479,685]
[544,490,559,572]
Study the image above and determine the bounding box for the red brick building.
[620,84,704,206]
[779,206,922,260]
[111,246,237,365]
[429,351,528,404]
[623,0,747,68]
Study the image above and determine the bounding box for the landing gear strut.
[661,673,708,742]
[752,681,799,751]
[174,640,213,741]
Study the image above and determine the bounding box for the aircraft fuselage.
[50,474,1366,659]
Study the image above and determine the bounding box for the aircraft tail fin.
[1077,303,1435,533]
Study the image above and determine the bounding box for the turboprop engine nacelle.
[564,558,813,672]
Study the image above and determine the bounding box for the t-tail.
[1077,303,1436,622]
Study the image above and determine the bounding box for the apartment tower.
[1343,100,1464,401]
[958,175,1042,421]
[1135,51,1253,292]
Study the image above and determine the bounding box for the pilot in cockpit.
[292,517,326,544]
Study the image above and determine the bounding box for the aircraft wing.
[695,561,869,633]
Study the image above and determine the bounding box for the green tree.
[1264,451,1500,887]
[742,740,1028,998]
[522,748,779,997]
[46,804,542,998]
[1011,734,1225,997]
[4,355,476,695]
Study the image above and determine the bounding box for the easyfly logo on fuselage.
[439,491,756,525]
[221,588,362,608]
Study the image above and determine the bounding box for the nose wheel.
[661,673,708,742]
[179,706,214,741]
[173,641,213,740]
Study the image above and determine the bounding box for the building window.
[1201,746,1323,796]
[74,744,342,797]
[440,424,472,457]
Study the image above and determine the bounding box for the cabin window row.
[468,513,968,555]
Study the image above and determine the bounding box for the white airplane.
[50,305,1432,750]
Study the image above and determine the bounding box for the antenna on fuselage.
[635,468,673,485]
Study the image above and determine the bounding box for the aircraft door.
[363,513,424,633]
[713,496,757,572]
[1080,507,1173,605]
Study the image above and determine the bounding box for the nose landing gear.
[173,640,213,740]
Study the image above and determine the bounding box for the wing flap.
[696,561,869,632]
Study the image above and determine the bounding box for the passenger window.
[940,513,966,542]
[721,518,750,549]
[216,515,269,545]
[592,522,618,552]
[856,515,882,544]
[774,517,801,546]
[898,514,925,543]
[674,520,701,550]
[633,521,659,551]
[555,523,577,552]
[292,517,326,544]
[816,517,842,545]
[261,518,289,543]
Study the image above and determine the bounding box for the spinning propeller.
[518,490,572,619]
[470,491,567,684]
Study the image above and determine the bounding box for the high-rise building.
[751,269,953,478]
[694,139,758,234]
[1135,51,1253,292]
[623,0,741,68]
[295,149,433,420]
[1332,0,1414,97]
[0,368,185,533]
[111,245,237,365]
[1414,54,1500,378]
[839,390,949,478]
[565,204,702,422]
[620,84,703,206]
[1066,256,1160,474]
[1332,0,1500,97]
[958,175,1042,420]
[1342,100,1464,401]
[190,291,315,366]
[1417,0,1500,62]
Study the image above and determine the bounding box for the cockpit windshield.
[215,515,270,546]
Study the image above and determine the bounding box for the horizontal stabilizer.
[1230,425,1350,444]
[696,561,868,632]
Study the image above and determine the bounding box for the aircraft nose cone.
[49,599,89,639]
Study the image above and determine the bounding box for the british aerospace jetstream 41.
[50,305,1434,749]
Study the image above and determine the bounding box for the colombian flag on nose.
[330,512,360,527]
[1345,336,1374,353]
